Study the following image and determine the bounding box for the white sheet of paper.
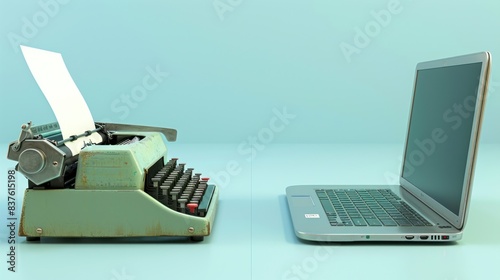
[20,45,102,155]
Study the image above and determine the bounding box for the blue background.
[1,0,499,144]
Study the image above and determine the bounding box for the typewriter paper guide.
[20,45,102,155]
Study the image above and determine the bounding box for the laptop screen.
[402,62,483,216]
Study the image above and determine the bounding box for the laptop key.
[380,219,398,226]
[316,192,328,199]
[361,214,376,220]
[365,218,382,226]
[351,218,367,226]
[327,215,337,222]
[394,218,412,226]
[408,219,425,226]
[320,199,336,214]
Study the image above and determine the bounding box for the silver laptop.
[286,52,491,242]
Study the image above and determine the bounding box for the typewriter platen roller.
[7,121,218,242]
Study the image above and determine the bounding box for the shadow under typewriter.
[8,122,218,242]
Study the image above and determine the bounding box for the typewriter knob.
[18,148,46,174]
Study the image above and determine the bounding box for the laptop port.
[405,235,414,240]
[419,235,429,240]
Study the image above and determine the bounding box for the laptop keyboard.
[315,189,432,227]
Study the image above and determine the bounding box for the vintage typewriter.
[7,121,218,242]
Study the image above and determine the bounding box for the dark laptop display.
[403,62,483,216]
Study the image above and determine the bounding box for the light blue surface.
[1,0,499,144]
[1,143,499,280]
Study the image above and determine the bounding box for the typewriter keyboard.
[146,158,215,217]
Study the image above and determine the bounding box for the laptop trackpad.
[291,195,314,207]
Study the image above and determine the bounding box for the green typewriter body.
[7,122,218,242]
